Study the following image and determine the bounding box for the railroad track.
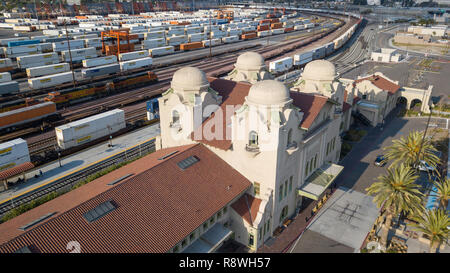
[0,138,156,217]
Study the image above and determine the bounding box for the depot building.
[0,53,348,253]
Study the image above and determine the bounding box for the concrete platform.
[0,123,160,203]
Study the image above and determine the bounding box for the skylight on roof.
[83,200,116,223]
[177,156,199,170]
[158,150,179,160]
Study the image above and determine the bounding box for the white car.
[416,160,435,172]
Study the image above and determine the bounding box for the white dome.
[235,51,265,71]
[302,60,336,81]
[246,80,291,106]
[171,66,209,92]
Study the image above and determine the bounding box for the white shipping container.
[82,55,117,68]
[167,35,188,46]
[222,35,239,43]
[61,47,97,62]
[52,40,85,52]
[0,58,13,68]
[0,72,12,83]
[202,38,221,47]
[0,138,30,172]
[257,31,270,37]
[17,52,59,66]
[0,37,29,46]
[39,42,53,53]
[144,31,165,40]
[55,109,126,150]
[4,44,40,55]
[269,57,293,73]
[26,63,70,78]
[293,51,314,66]
[118,50,149,62]
[148,46,174,57]
[28,71,73,89]
[119,57,152,71]
[141,38,166,49]
[271,28,284,35]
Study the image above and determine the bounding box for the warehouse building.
[370,48,403,63]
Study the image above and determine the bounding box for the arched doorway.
[410,99,422,111]
[396,96,407,107]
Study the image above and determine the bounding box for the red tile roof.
[0,144,251,253]
[231,194,262,226]
[290,92,329,130]
[0,162,34,180]
[354,75,400,95]
[191,78,330,149]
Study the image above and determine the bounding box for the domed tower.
[292,60,344,106]
[158,66,222,149]
[225,51,273,84]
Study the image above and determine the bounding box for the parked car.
[416,160,435,172]
[374,155,386,167]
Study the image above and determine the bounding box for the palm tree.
[409,209,449,253]
[384,130,440,171]
[432,178,450,209]
[366,164,424,248]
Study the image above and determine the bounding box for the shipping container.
[119,57,152,71]
[166,35,188,46]
[7,39,40,47]
[222,35,239,44]
[0,58,13,69]
[17,52,59,68]
[271,28,284,35]
[82,63,121,78]
[293,51,313,66]
[148,46,175,57]
[269,57,293,73]
[144,31,165,40]
[257,30,271,37]
[284,27,294,33]
[52,40,85,52]
[0,72,12,83]
[312,46,326,60]
[118,50,149,62]
[0,102,57,130]
[188,33,207,43]
[4,44,40,56]
[55,109,126,150]
[141,38,166,49]
[26,63,70,78]
[82,55,117,68]
[257,25,270,32]
[241,32,257,40]
[28,72,73,89]
[0,81,19,95]
[202,38,222,47]
[271,23,283,29]
[324,42,334,55]
[0,138,30,172]
[0,37,29,46]
[61,47,97,62]
[180,42,203,51]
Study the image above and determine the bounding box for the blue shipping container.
[8,39,40,47]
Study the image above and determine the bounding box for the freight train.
[268,19,361,75]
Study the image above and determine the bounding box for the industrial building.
[370,48,403,63]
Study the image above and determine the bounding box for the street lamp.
[57,151,62,168]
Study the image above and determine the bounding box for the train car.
[55,109,126,150]
[0,98,38,113]
[111,71,158,90]
[0,81,19,96]
[293,51,313,66]
[45,84,107,105]
[82,63,121,79]
[180,42,203,51]
[146,98,160,121]
[269,57,293,74]
[0,138,30,172]
[241,32,257,40]
[148,46,175,57]
[0,102,60,133]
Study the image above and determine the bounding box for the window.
[279,185,283,202]
[280,206,289,223]
[266,219,270,233]
[248,234,254,246]
[305,161,310,177]
[210,216,215,225]
[314,154,318,168]
[249,131,258,146]
[203,222,208,231]
[259,228,262,240]
[190,232,196,242]
[217,210,222,219]
[362,94,367,100]
[254,182,260,196]
[326,143,330,155]
[172,110,180,125]
[289,176,293,192]
[223,206,227,214]
[310,159,313,173]
[181,238,187,248]
[284,180,287,197]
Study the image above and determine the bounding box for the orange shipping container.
[105,44,135,55]
[270,18,280,23]
[257,25,270,31]
[75,16,88,19]
[180,42,203,51]
[241,33,257,40]
[0,102,56,129]
[284,27,294,33]
[271,23,283,29]
[259,19,271,25]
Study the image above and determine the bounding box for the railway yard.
[0,6,363,218]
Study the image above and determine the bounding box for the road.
[290,107,445,252]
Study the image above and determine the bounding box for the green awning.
[298,162,344,201]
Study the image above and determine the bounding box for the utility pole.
[209,10,212,59]
[63,20,76,88]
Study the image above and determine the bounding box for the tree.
[409,209,449,253]
[384,130,440,171]
[366,164,423,248]
[432,178,450,209]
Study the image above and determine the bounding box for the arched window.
[172,110,180,125]
[249,131,258,146]
[305,161,310,177]
[287,129,293,147]
[280,205,289,224]
[314,154,318,169]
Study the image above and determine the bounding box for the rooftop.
[354,74,400,95]
[0,143,251,253]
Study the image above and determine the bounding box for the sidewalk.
[0,124,160,203]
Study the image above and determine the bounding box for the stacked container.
[0,138,30,171]
[148,46,174,57]
[118,50,149,62]
[82,55,117,68]
[17,52,60,69]
[26,63,70,78]
[61,47,97,62]
[28,72,73,89]
[119,57,152,72]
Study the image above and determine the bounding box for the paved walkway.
[0,124,160,203]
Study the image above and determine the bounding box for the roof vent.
[83,200,116,223]
[177,156,199,170]
[158,150,179,160]
[107,173,133,186]
[19,212,56,231]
